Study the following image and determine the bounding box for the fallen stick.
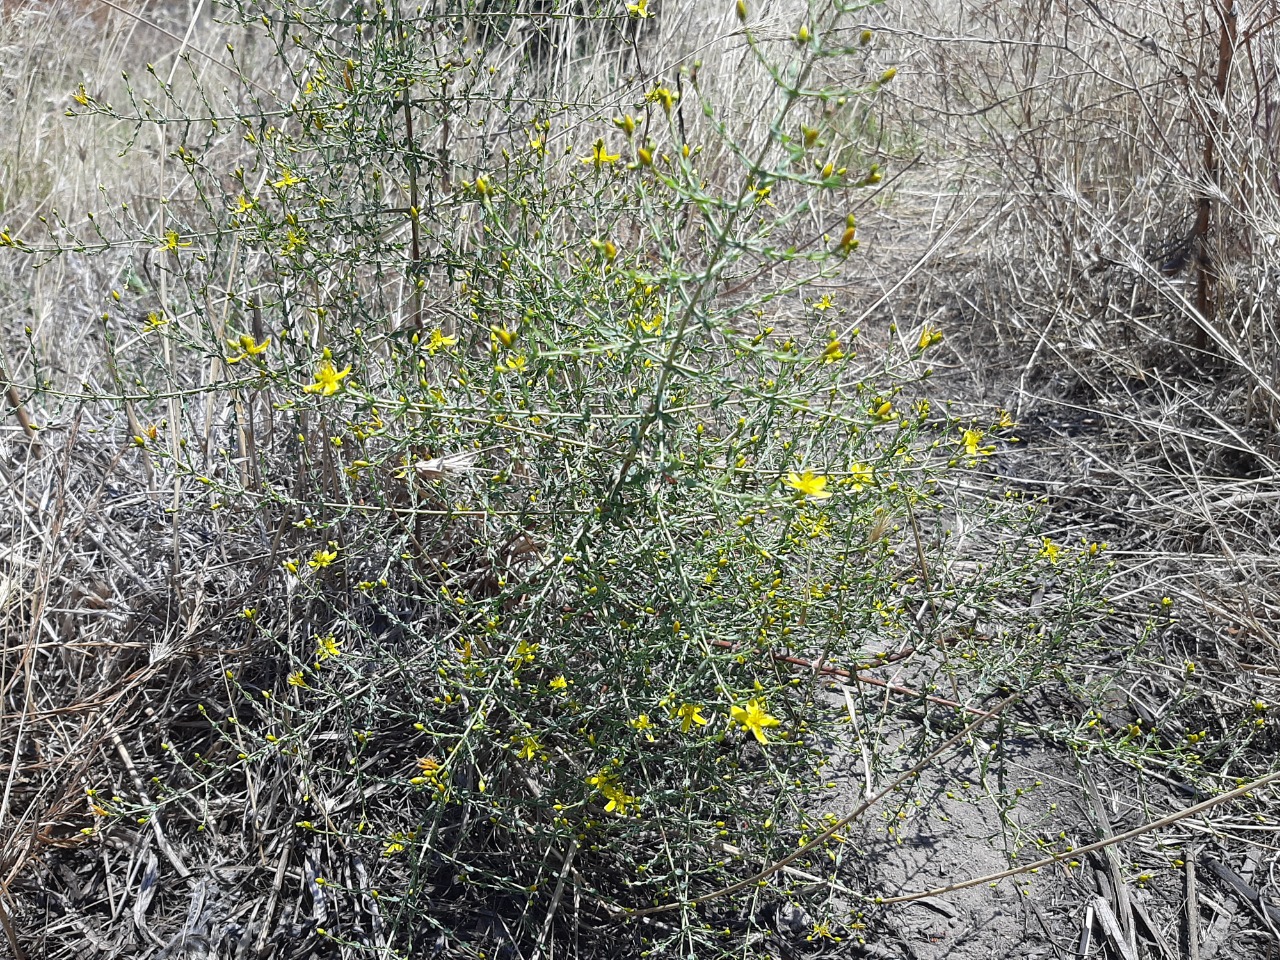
[1186,847,1200,960]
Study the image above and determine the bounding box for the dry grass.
[864,0,1280,648]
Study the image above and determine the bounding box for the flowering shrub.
[35,0,1111,953]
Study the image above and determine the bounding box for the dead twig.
[1094,896,1139,960]
[1187,846,1201,960]
[530,840,578,960]
[0,891,27,960]
[1201,854,1280,939]
[1083,772,1137,958]
[0,354,41,458]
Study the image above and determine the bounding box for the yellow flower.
[287,670,307,688]
[730,698,781,744]
[1038,538,1060,563]
[811,294,834,312]
[516,736,540,761]
[630,714,655,740]
[809,921,836,942]
[820,338,844,363]
[962,428,983,456]
[587,771,637,816]
[675,703,708,733]
[225,333,271,364]
[602,783,637,815]
[549,675,569,691]
[304,357,352,395]
[917,324,943,350]
[426,329,458,355]
[626,0,651,16]
[647,86,678,112]
[383,842,405,856]
[282,227,307,255]
[315,635,341,660]
[497,353,528,373]
[848,463,873,492]
[785,471,832,500]
[580,138,621,170]
[157,229,191,253]
[72,84,90,106]
[271,167,302,189]
[308,546,338,569]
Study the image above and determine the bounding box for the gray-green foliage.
[39,0,1112,954]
